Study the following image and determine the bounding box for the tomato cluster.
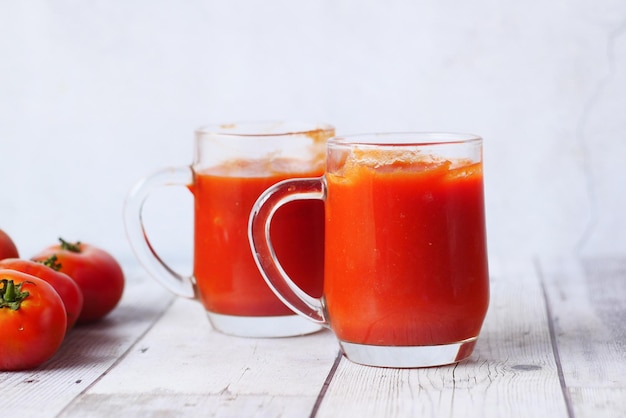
[0,229,125,371]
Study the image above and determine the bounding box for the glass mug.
[124,121,335,337]
[249,132,490,367]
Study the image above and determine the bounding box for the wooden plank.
[314,258,568,418]
[6,257,623,417]
[538,256,626,418]
[62,392,326,417]
[0,266,175,418]
[60,295,340,417]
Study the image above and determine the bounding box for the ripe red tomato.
[32,239,125,324]
[0,269,67,371]
[0,229,19,260]
[0,257,84,330]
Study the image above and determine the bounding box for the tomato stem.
[59,238,82,253]
[0,279,30,311]
[39,255,63,271]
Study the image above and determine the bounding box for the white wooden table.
[2,256,624,418]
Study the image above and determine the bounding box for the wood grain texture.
[2,258,625,417]
[0,269,174,418]
[539,256,626,418]
[59,295,339,417]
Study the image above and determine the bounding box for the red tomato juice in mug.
[324,151,489,346]
[191,158,324,317]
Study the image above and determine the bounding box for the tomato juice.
[324,151,489,346]
[192,158,324,317]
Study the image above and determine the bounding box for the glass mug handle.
[124,166,197,299]
[249,177,328,325]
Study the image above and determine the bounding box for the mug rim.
[328,132,482,147]
[196,121,335,137]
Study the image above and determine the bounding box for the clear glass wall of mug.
[249,132,489,367]
[125,121,335,337]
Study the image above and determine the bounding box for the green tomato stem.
[0,279,31,311]
[59,237,82,253]
[39,254,63,271]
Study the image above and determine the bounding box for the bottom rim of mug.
[206,311,323,338]
[338,337,478,368]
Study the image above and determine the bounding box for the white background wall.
[1,0,625,267]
